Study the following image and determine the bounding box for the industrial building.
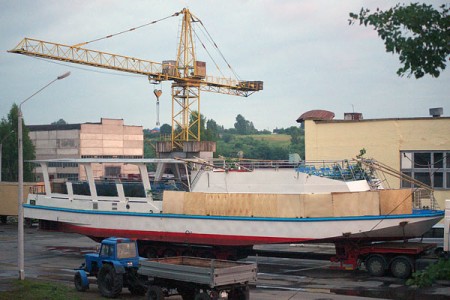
[28,118,143,181]
[298,109,450,209]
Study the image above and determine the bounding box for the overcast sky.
[1,0,449,131]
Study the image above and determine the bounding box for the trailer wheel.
[390,256,413,279]
[365,255,387,277]
[74,272,87,292]
[147,285,164,300]
[98,264,123,298]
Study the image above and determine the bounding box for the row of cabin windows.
[401,151,450,189]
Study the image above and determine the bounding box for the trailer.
[332,241,439,278]
[74,237,257,299]
[139,256,257,300]
[331,200,450,278]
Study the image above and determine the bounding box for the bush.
[406,258,450,287]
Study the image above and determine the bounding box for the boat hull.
[24,204,444,246]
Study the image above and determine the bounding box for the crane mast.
[173,8,201,148]
[9,8,263,150]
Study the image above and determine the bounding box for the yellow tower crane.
[9,8,263,150]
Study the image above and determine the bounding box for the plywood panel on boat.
[379,189,413,215]
[183,192,207,215]
[332,192,359,217]
[358,191,380,216]
[205,193,228,216]
[204,193,253,216]
[229,193,253,216]
[162,191,185,214]
[163,190,411,218]
[252,194,278,217]
[332,191,380,217]
[303,194,333,218]
[277,194,304,218]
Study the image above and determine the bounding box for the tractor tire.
[194,292,211,300]
[98,264,123,298]
[74,272,87,292]
[147,285,164,300]
[127,268,147,296]
[178,286,196,300]
[228,285,249,300]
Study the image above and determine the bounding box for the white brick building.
[28,118,143,181]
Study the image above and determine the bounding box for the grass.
[0,279,83,300]
[240,134,291,147]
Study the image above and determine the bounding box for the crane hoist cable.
[195,19,242,81]
[192,29,227,79]
[72,11,181,48]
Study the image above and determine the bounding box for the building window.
[400,151,449,189]
[105,166,121,178]
[57,173,79,180]
[48,162,78,168]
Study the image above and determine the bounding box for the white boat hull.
[24,202,443,246]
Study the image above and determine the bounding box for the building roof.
[296,110,335,123]
[28,124,82,131]
[311,116,450,124]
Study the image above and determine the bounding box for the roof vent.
[429,107,443,118]
[344,113,363,120]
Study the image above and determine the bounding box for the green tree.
[349,3,449,78]
[205,119,220,141]
[234,114,256,135]
[51,118,67,125]
[189,111,206,140]
[0,104,35,182]
[159,123,172,136]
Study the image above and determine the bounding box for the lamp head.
[57,71,71,80]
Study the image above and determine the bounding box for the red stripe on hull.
[60,223,312,246]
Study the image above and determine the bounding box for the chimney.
[429,107,443,118]
[344,112,363,120]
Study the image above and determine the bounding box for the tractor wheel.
[74,272,87,292]
[178,286,196,300]
[97,264,123,298]
[147,285,164,300]
[228,285,249,300]
[194,292,211,300]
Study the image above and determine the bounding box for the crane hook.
[153,89,162,127]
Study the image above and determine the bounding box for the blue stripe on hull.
[24,204,444,222]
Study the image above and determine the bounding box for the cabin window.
[100,244,113,257]
[400,151,449,189]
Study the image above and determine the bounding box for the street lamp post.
[17,71,70,280]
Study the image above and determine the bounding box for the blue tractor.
[74,237,147,298]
